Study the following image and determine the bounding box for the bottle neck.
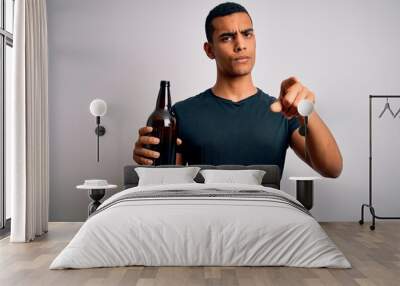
[156,82,171,110]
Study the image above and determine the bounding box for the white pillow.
[135,167,201,186]
[200,169,266,185]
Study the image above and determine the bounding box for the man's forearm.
[298,112,343,178]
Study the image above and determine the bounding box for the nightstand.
[289,177,321,210]
[76,180,117,216]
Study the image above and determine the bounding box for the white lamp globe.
[90,99,107,117]
[298,99,314,116]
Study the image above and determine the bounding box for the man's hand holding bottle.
[133,126,182,165]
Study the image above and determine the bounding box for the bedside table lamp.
[89,99,107,162]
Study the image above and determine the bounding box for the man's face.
[204,12,256,77]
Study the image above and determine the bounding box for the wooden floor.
[0,222,399,286]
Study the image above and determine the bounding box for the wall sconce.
[298,99,314,162]
[89,99,107,162]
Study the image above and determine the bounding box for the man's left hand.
[270,76,316,120]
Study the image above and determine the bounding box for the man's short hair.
[205,2,252,43]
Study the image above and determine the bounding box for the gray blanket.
[89,188,312,218]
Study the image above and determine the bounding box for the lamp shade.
[298,99,314,116]
[90,99,107,117]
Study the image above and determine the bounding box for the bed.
[49,164,351,269]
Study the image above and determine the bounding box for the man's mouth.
[233,56,251,63]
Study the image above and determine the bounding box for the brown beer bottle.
[145,80,177,165]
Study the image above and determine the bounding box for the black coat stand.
[359,95,400,230]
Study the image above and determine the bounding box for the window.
[0,0,14,234]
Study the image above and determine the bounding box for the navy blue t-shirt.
[171,88,300,176]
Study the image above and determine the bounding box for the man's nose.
[234,35,247,52]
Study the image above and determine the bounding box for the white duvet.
[50,183,351,269]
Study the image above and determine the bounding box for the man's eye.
[245,32,253,38]
[222,36,232,42]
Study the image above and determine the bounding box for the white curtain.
[9,0,49,242]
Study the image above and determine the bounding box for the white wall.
[47,0,400,221]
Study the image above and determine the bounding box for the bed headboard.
[123,164,281,190]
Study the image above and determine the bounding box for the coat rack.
[359,95,400,230]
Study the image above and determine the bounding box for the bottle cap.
[160,80,170,87]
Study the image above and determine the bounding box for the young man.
[133,2,343,178]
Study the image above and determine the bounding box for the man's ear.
[203,42,215,59]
